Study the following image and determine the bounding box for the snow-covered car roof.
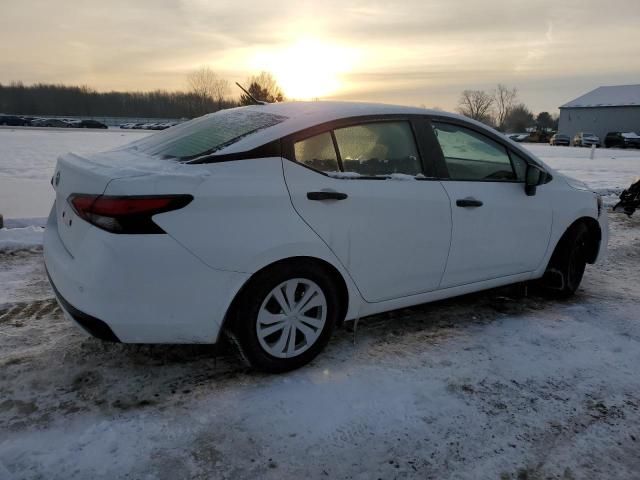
[212,101,465,155]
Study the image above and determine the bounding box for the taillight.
[68,194,193,234]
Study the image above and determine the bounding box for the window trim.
[283,115,433,180]
[426,116,544,183]
[292,130,341,174]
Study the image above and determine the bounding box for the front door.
[429,120,552,288]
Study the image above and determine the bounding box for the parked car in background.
[31,118,72,128]
[550,133,570,146]
[506,133,529,142]
[73,120,108,129]
[604,132,640,149]
[44,102,608,372]
[0,114,28,126]
[573,132,601,147]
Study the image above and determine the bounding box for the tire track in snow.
[0,298,60,322]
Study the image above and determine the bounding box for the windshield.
[583,132,596,137]
[127,108,288,160]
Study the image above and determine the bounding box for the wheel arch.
[221,256,351,335]
[552,216,602,265]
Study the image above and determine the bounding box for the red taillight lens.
[68,194,193,234]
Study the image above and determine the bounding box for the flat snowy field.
[1,128,640,479]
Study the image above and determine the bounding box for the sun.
[249,38,358,100]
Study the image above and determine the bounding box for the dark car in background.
[550,133,570,146]
[605,132,640,149]
[31,118,72,128]
[573,132,601,147]
[70,119,108,129]
[0,114,28,126]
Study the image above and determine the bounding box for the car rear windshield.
[127,109,288,160]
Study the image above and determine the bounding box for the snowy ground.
[1,129,640,479]
[0,127,149,220]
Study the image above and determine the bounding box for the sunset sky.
[1,0,639,113]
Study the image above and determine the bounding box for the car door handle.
[456,198,483,208]
[307,191,348,201]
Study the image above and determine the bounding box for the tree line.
[0,68,285,119]
[457,85,558,133]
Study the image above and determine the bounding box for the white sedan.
[44,102,608,372]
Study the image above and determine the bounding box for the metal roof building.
[558,84,640,142]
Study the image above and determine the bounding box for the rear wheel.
[227,262,340,373]
[540,223,589,298]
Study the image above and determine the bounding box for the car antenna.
[235,82,267,105]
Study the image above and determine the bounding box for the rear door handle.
[456,198,483,208]
[307,191,348,201]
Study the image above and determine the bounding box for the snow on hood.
[621,132,640,139]
[562,173,592,192]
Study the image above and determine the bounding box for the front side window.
[334,122,421,176]
[294,132,339,172]
[432,122,516,181]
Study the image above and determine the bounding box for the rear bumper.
[44,205,250,343]
[47,269,120,342]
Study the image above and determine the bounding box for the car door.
[427,119,552,288]
[282,118,452,303]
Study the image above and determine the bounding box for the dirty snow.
[2,129,640,479]
[1,212,640,479]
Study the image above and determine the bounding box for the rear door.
[282,118,452,303]
[426,119,552,288]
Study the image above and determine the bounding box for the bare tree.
[240,71,284,105]
[187,66,230,109]
[503,103,535,132]
[493,84,517,131]
[457,90,494,124]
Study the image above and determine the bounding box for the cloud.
[0,0,639,112]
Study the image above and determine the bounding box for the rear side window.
[334,122,421,176]
[294,132,339,172]
[128,109,288,160]
[432,122,516,181]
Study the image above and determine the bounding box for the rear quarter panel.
[152,158,364,319]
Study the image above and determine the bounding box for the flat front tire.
[228,262,340,373]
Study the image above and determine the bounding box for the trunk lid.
[52,149,199,255]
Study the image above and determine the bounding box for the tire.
[540,223,589,298]
[227,261,340,373]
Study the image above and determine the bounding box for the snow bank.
[0,226,44,250]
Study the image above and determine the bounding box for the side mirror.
[525,164,546,196]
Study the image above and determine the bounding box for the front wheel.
[227,262,340,373]
[540,223,589,298]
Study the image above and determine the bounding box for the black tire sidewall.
[231,263,339,373]
[565,227,588,293]
[545,223,589,297]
